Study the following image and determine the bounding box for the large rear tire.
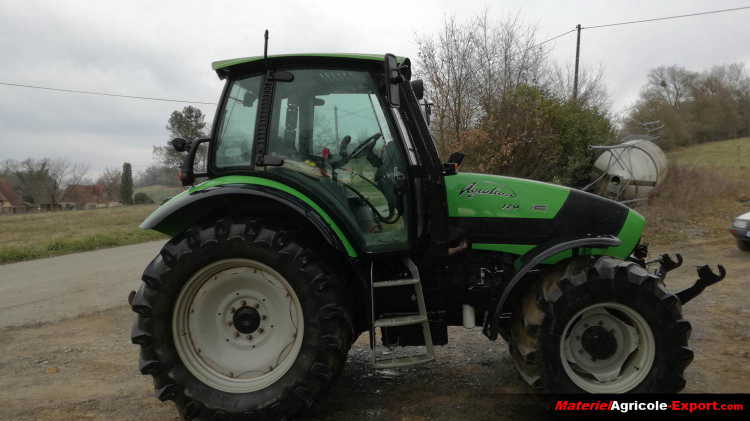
[510,256,693,393]
[130,219,353,420]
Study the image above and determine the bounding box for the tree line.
[0,104,207,211]
[624,63,750,149]
[0,159,149,209]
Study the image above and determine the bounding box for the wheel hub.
[172,259,304,393]
[580,325,617,361]
[233,306,261,334]
[560,302,655,393]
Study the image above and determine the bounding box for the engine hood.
[444,173,644,259]
[446,173,571,219]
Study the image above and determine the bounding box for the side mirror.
[410,79,424,100]
[421,99,432,125]
[442,152,465,176]
[384,53,401,107]
[448,152,465,166]
[179,138,211,186]
[171,138,190,153]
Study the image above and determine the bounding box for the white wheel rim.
[173,259,304,393]
[560,302,655,393]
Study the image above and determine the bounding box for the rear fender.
[141,183,358,258]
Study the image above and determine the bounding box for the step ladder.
[369,257,434,369]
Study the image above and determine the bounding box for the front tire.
[130,219,353,420]
[737,239,750,251]
[510,257,693,393]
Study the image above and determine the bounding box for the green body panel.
[449,172,645,264]
[472,208,645,265]
[212,53,407,71]
[141,176,358,258]
[471,243,536,254]
[445,172,571,219]
[589,209,645,259]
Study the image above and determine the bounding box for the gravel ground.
[0,239,748,420]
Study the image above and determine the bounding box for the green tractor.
[128,48,725,420]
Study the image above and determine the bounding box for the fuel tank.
[444,173,644,257]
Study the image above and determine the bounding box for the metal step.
[373,354,434,369]
[374,314,427,328]
[373,278,420,288]
[370,256,435,369]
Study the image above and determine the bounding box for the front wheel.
[510,257,693,393]
[130,219,353,420]
[737,239,750,251]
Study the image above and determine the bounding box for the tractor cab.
[184,53,443,254]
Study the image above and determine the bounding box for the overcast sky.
[2,0,749,178]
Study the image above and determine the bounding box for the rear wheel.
[130,219,353,420]
[510,256,693,393]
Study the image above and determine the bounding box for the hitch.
[675,264,726,305]
[655,253,683,280]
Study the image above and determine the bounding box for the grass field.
[134,185,183,204]
[668,138,749,170]
[0,205,165,264]
[640,137,749,247]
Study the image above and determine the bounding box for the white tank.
[591,136,667,201]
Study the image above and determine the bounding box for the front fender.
[141,176,358,258]
[483,235,622,341]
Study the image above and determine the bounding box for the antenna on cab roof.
[263,30,269,73]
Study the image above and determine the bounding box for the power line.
[5,6,750,107]
[583,5,750,30]
[0,81,217,105]
[569,5,750,98]
[535,28,577,48]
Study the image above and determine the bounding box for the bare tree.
[414,12,614,184]
[415,12,553,155]
[97,167,122,201]
[416,15,478,153]
[548,63,610,111]
[644,66,697,111]
[14,158,90,209]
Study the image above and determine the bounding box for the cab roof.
[212,53,408,78]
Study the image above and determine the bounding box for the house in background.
[60,184,121,210]
[0,178,27,214]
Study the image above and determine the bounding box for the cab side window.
[215,75,262,168]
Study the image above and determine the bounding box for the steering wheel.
[347,132,382,161]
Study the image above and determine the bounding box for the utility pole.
[573,24,581,100]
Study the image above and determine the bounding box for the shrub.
[450,85,614,187]
[133,192,154,204]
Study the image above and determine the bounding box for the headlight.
[734,219,750,229]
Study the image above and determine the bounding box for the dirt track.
[0,239,748,420]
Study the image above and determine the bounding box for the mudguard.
[141,176,358,257]
[484,235,622,340]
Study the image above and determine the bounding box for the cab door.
[262,67,415,253]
